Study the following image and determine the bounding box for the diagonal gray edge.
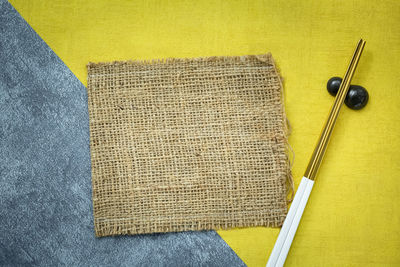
[0,1,246,266]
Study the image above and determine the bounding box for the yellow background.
[9,0,400,266]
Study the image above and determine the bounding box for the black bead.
[327,77,342,96]
[345,85,369,110]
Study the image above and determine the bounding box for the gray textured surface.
[0,1,245,266]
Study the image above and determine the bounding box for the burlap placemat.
[87,54,292,237]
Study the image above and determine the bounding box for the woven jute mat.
[87,54,292,236]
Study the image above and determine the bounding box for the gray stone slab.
[0,1,245,266]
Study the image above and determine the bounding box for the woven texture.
[87,54,292,236]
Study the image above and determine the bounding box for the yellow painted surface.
[9,0,400,266]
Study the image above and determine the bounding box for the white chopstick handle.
[266,177,314,267]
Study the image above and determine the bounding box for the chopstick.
[266,39,366,267]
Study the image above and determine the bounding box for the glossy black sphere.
[345,85,369,110]
[327,77,342,96]
[327,77,369,110]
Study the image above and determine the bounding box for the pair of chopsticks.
[266,39,366,267]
